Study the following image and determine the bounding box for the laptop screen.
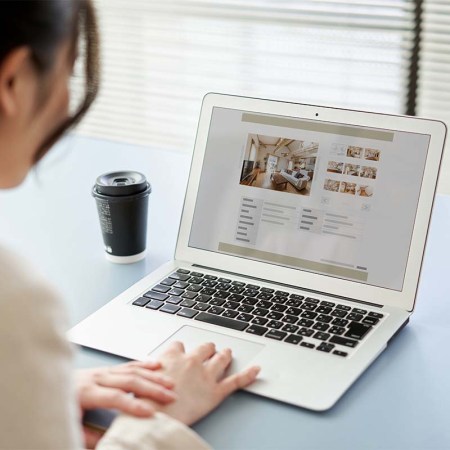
[188,107,431,291]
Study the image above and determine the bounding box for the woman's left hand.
[76,360,177,448]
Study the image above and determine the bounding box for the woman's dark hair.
[0,0,99,162]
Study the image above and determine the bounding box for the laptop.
[69,93,447,411]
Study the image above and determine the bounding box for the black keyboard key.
[305,297,320,304]
[362,317,379,325]
[266,329,287,341]
[245,289,259,297]
[252,316,268,326]
[191,271,204,277]
[194,302,210,312]
[330,335,358,348]
[298,319,314,328]
[246,325,268,336]
[257,300,273,309]
[177,308,198,319]
[186,284,203,293]
[301,311,317,320]
[177,268,190,274]
[231,281,245,286]
[216,283,230,291]
[180,299,196,308]
[218,278,232,283]
[144,291,169,301]
[169,273,190,282]
[285,298,302,307]
[275,290,289,297]
[209,306,225,315]
[283,315,298,324]
[168,288,184,296]
[253,307,269,316]
[329,326,345,335]
[209,298,226,306]
[261,287,275,293]
[317,314,333,324]
[300,342,315,349]
[320,301,335,307]
[267,320,283,329]
[223,300,239,310]
[285,334,302,345]
[290,294,304,301]
[246,284,260,290]
[201,288,217,296]
[236,313,253,322]
[166,296,183,305]
[237,304,254,314]
[336,304,351,311]
[313,332,330,341]
[267,311,283,320]
[301,303,317,311]
[286,307,302,316]
[242,296,258,306]
[298,328,314,337]
[271,303,288,313]
[333,350,348,357]
[197,294,212,303]
[353,308,367,315]
[195,312,248,331]
[202,280,218,288]
[228,286,245,294]
[132,297,149,307]
[332,318,349,327]
[313,322,329,332]
[160,278,176,286]
[257,292,273,301]
[181,291,198,299]
[189,277,204,285]
[272,295,287,304]
[228,293,244,301]
[160,304,181,314]
[346,322,372,340]
[151,284,171,294]
[317,343,335,353]
[368,311,384,319]
[204,274,218,280]
[347,313,363,321]
[282,324,299,333]
[214,290,230,299]
[222,309,239,319]
[145,300,164,310]
[174,281,189,289]
[330,309,347,318]
[316,306,332,314]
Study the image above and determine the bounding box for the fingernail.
[252,366,261,375]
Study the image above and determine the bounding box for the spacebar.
[194,312,248,331]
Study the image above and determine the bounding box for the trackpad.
[148,325,265,375]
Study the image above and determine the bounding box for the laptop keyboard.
[131,269,385,357]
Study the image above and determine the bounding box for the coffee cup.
[92,171,151,263]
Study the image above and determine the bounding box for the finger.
[219,366,261,398]
[126,360,162,371]
[83,426,104,449]
[109,366,175,389]
[189,342,216,362]
[206,348,232,379]
[96,374,177,404]
[81,386,155,417]
[162,341,186,357]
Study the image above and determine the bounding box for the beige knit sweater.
[0,246,210,450]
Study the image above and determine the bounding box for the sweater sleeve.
[0,247,82,450]
[97,412,211,450]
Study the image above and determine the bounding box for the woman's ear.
[0,47,31,117]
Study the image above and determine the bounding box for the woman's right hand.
[147,341,260,426]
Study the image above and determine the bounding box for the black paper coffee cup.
[92,171,151,263]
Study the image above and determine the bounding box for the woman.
[0,1,260,448]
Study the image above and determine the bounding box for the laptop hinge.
[192,264,383,309]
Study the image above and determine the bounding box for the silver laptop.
[69,93,446,411]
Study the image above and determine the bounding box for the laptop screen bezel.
[175,93,447,312]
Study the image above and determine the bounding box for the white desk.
[1,136,449,449]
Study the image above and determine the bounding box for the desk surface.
[0,136,449,450]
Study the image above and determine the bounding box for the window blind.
[417,0,450,193]
[72,0,417,154]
